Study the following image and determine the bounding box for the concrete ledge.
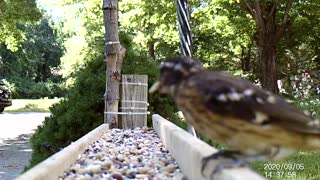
[152,114,265,180]
[16,124,109,180]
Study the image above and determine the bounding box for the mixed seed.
[60,127,186,180]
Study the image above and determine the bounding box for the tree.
[237,1,293,93]
[119,0,180,60]
[278,2,320,74]
[103,0,126,127]
[0,0,42,51]
[191,1,254,72]
[0,18,63,82]
[119,0,253,72]
[0,17,65,98]
[39,0,108,86]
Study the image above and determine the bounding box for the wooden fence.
[119,74,148,128]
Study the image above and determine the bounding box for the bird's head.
[150,56,203,95]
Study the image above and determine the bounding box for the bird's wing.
[191,71,320,134]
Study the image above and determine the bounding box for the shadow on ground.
[0,134,33,180]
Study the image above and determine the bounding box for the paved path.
[0,112,49,180]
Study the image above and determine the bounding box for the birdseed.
[60,127,186,180]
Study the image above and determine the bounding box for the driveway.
[0,112,49,180]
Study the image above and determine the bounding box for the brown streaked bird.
[150,56,320,176]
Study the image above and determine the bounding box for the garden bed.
[17,114,265,180]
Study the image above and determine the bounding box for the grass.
[252,152,320,180]
[204,139,320,179]
[249,96,320,179]
[5,98,62,112]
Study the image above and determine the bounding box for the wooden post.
[119,75,148,128]
[102,0,126,128]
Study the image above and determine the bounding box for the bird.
[149,56,320,177]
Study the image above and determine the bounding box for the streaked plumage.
[150,56,320,174]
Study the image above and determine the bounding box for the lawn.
[252,151,320,180]
[5,98,62,112]
[251,96,320,179]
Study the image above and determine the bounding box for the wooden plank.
[120,74,133,128]
[120,74,148,128]
[152,114,266,180]
[133,75,147,126]
[16,124,109,180]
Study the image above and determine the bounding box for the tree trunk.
[255,8,279,93]
[258,43,278,93]
[240,43,252,72]
[148,41,155,59]
[242,1,292,93]
[102,0,126,128]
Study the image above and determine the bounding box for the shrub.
[26,58,105,170]
[26,34,179,170]
[5,77,66,99]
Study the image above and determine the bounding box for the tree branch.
[275,0,292,42]
[268,1,277,17]
[242,0,254,16]
[282,0,292,26]
[253,0,265,33]
[116,46,126,72]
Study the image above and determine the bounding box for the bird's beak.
[149,81,161,93]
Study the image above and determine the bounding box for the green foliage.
[27,29,179,169]
[191,1,253,72]
[0,0,42,51]
[293,96,320,119]
[120,32,178,123]
[13,18,62,81]
[26,57,105,170]
[278,2,320,80]
[120,0,181,59]
[0,17,64,98]
[27,0,320,173]
[5,77,65,99]
[41,0,105,82]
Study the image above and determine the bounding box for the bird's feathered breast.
[178,70,320,134]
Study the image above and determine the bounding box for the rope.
[121,100,149,106]
[177,0,198,137]
[120,82,148,86]
[120,107,148,110]
[177,0,192,57]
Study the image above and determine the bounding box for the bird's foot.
[201,150,241,176]
[202,152,270,179]
[210,158,248,179]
